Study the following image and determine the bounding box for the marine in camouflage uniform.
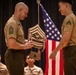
[24,55,43,75]
[0,62,9,75]
[0,55,9,75]
[4,2,33,75]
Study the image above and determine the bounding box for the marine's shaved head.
[15,2,28,12]
[14,2,29,20]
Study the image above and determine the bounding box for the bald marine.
[14,2,29,20]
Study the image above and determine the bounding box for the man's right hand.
[24,41,33,49]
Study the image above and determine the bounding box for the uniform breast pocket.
[18,26,24,36]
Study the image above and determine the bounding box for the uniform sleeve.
[6,22,17,39]
[63,17,74,32]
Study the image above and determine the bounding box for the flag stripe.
[44,39,48,75]
[48,40,52,75]
[52,40,56,75]
[60,50,64,75]
[56,42,60,75]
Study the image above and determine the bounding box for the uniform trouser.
[63,45,76,75]
[4,49,25,75]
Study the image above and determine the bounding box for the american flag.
[40,4,64,75]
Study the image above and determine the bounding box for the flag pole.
[37,0,40,26]
[37,0,41,61]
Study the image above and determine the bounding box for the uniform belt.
[7,49,25,53]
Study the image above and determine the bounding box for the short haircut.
[58,0,74,6]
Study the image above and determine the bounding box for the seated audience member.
[24,55,43,75]
[0,55,9,75]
